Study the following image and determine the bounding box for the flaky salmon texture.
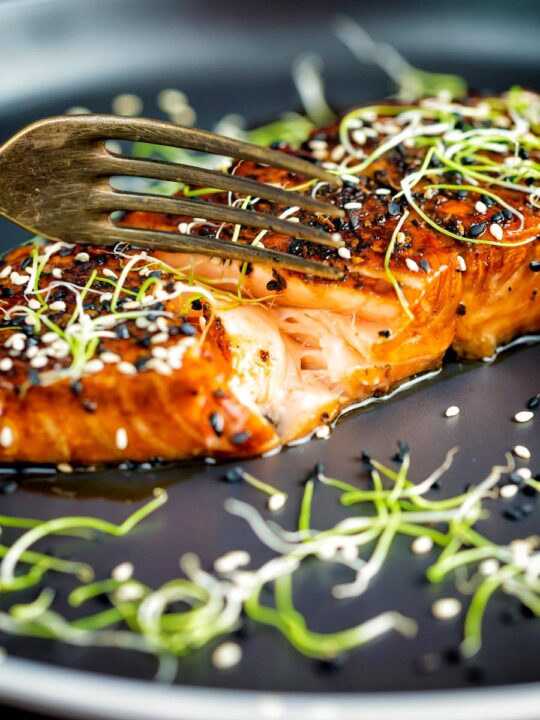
[0,90,539,464]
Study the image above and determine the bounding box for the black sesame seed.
[388,201,401,216]
[70,380,83,396]
[420,259,431,272]
[502,208,513,221]
[59,247,73,257]
[315,654,347,673]
[456,190,468,199]
[179,323,196,336]
[481,194,494,207]
[115,325,130,340]
[529,261,540,272]
[1,287,14,297]
[191,299,203,311]
[266,280,283,292]
[231,431,251,445]
[149,270,162,278]
[469,223,486,238]
[20,256,32,270]
[491,212,504,224]
[518,148,529,160]
[209,411,225,437]
[224,466,245,483]
[137,336,152,349]
[360,451,373,469]
[526,395,539,410]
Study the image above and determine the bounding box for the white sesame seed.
[5,333,27,350]
[214,550,251,574]
[475,201,488,214]
[85,359,104,374]
[145,358,172,375]
[513,445,531,460]
[0,358,13,372]
[102,268,117,279]
[315,425,330,439]
[456,255,467,272]
[25,315,37,327]
[49,300,66,312]
[341,174,360,185]
[151,332,169,345]
[28,299,41,310]
[30,355,48,369]
[101,292,113,301]
[338,247,351,260]
[479,559,500,576]
[117,361,137,376]
[75,252,90,263]
[411,535,433,555]
[489,223,503,241]
[115,427,128,451]
[112,93,143,117]
[309,139,328,151]
[0,426,13,448]
[432,597,462,620]
[330,145,346,162]
[57,462,73,473]
[100,351,121,364]
[396,231,406,244]
[52,268,63,279]
[267,493,287,512]
[445,405,460,418]
[344,202,363,210]
[515,467,532,480]
[11,272,29,286]
[405,258,420,272]
[151,346,169,359]
[375,188,391,196]
[41,332,59,344]
[351,129,366,145]
[135,317,150,329]
[112,561,134,582]
[500,484,519,499]
[211,642,242,670]
[26,346,38,359]
[0,265,12,279]
[514,410,534,424]
[122,301,140,311]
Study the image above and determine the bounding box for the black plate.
[0,1,539,718]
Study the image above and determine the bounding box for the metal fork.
[0,114,345,279]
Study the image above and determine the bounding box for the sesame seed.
[479,559,500,576]
[500,484,519,499]
[456,255,467,272]
[102,268,117,279]
[515,467,532,480]
[28,299,41,310]
[49,300,66,312]
[115,427,128,451]
[211,642,242,670]
[30,355,48,369]
[25,315,37,327]
[514,410,534,423]
[489,223,503,241]
[85,359,104,374]
[145,358,172,375]
[411,535,433,555]
[121,301,140,310]
[100,351,121,364]
[135,317,150,329]
[11,272,29,286]
[375,188,391,196]
[75,252,90,263]
[341,174,360,185]
[344,202,363,210]
[0,427,13,448]
[338,247,351,260]
[57,462,73,473]
[445,405,460,418]
[151,346,169,359]
[214,550,251,574]
[315,425,330,439]
[112,561,134,582]
[513,445,531,460]
[41,332,59,344]
[0,265,12,279]
[151,332,169,345]
[117,361,137,376]
[405,258,420,272]
[396,231,406,244]
[330,145,346,162]
[432,597,462,620]
[26,346,38,359]
[475,201,488,214]
[309,139,328,151]
[267,493,287,512]
[52,268,63,279]
[0,358,13,372]
[351,129,366,145]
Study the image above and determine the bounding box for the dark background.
[0,1,540,718]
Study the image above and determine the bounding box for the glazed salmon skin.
[0,90,538,463]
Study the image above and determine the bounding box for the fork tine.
[84,115,342,186]
[98,155,345,218]
[106,191,343,248]
[84,225,344,279]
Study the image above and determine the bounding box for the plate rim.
[2,656,540,720]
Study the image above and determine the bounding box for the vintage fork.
[0,114,346,279]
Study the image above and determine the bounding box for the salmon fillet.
[0,92,538,463]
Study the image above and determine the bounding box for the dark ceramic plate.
[0,1,539,718]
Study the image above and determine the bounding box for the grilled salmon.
[0,91,538,463]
